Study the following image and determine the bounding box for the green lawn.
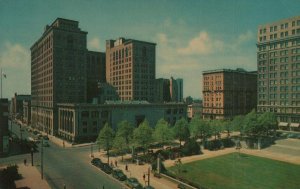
[168,153,300,189]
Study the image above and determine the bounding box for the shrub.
[181,138,201,156]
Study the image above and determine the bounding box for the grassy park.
[168,152,300,189]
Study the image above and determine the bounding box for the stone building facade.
[257,16,300,131]
[57,102,187,142]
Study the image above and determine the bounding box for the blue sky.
[0,0,299,99]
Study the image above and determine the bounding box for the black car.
[112,169,127,181]
[91,158,103,168]
[101,163,113,174]
[125,177,143,189]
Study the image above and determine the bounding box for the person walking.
[115,160,118,167]
[125,164,128,171]
[24,159,27,166]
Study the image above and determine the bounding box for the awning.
[278,122,288,127]
[290,123,300,128]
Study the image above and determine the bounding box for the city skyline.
[0,0,300,99]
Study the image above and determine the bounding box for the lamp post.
[90,142,94,158]
[31,147,34,166]
[41,139,44,179]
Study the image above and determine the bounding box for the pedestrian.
[143,174,145,181]
[115,160,118,167]
[125,164,128,171]
[110,161,113,167]
[24,158,27,166]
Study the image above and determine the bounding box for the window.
[285,31,288,36]
[274,26,277,31]
[292,21,295,27]
[285,23,288,28]
[270,27,273,32]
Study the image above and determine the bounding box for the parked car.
[112,169,127,181]
[125,177,143,189]
[101,163,113,174]
[91,158,103,168]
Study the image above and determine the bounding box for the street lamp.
[90,142,94,158]
[31,147,34,166]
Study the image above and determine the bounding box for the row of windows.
[259,29,300,42]
[258,39,300,51]
[259,20,300,34]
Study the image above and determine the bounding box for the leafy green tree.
[173,118,190,147]
[189,116,211,141]
[116,120,134,148]
[223,120,233,138]
[257,112,278,136]
[113,135,127,161]
[242,109,260,136]
[97,123,115,163]
[133,119,153,154]
[153,118,173,144]
[231,115,245,133]
[209,119,223,140]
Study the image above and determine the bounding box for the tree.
[133,119,153,154]
[153,118,173,144]
[116,120,134,148]
[242,109,260,136]
[257,112,278,136]
[223,120,233,138]
[113,135,127,161]
[209,119,223,140]
[231,115,245,133]
[172,118,190,147]
[189,116,211,141]
[97,123,115,164]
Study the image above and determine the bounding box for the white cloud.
[237,30,254,44]
[0,42,29,68]
[157,33,168,45]
[0,42,31,98]
[177,31,224,55]
[88,37,101,51]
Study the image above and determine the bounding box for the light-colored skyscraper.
[106,38,156,102]
[257,16,300,130]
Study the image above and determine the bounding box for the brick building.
[202,69,257,119]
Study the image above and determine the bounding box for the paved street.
[0,121,124,189]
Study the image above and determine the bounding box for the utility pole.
[41,139,44,179]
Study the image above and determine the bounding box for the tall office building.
[257,16,300,130]
[106,38,156,102]
[154,78,171,103]
[170,77,183,102]
[202,69,257,119]
[31,18,88,135]
[86,51,106,103]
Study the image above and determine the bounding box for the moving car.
[112,169,127,181]
[125,177,143,189]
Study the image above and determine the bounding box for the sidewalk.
[94,152,178,189]
[15,164,50,189]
